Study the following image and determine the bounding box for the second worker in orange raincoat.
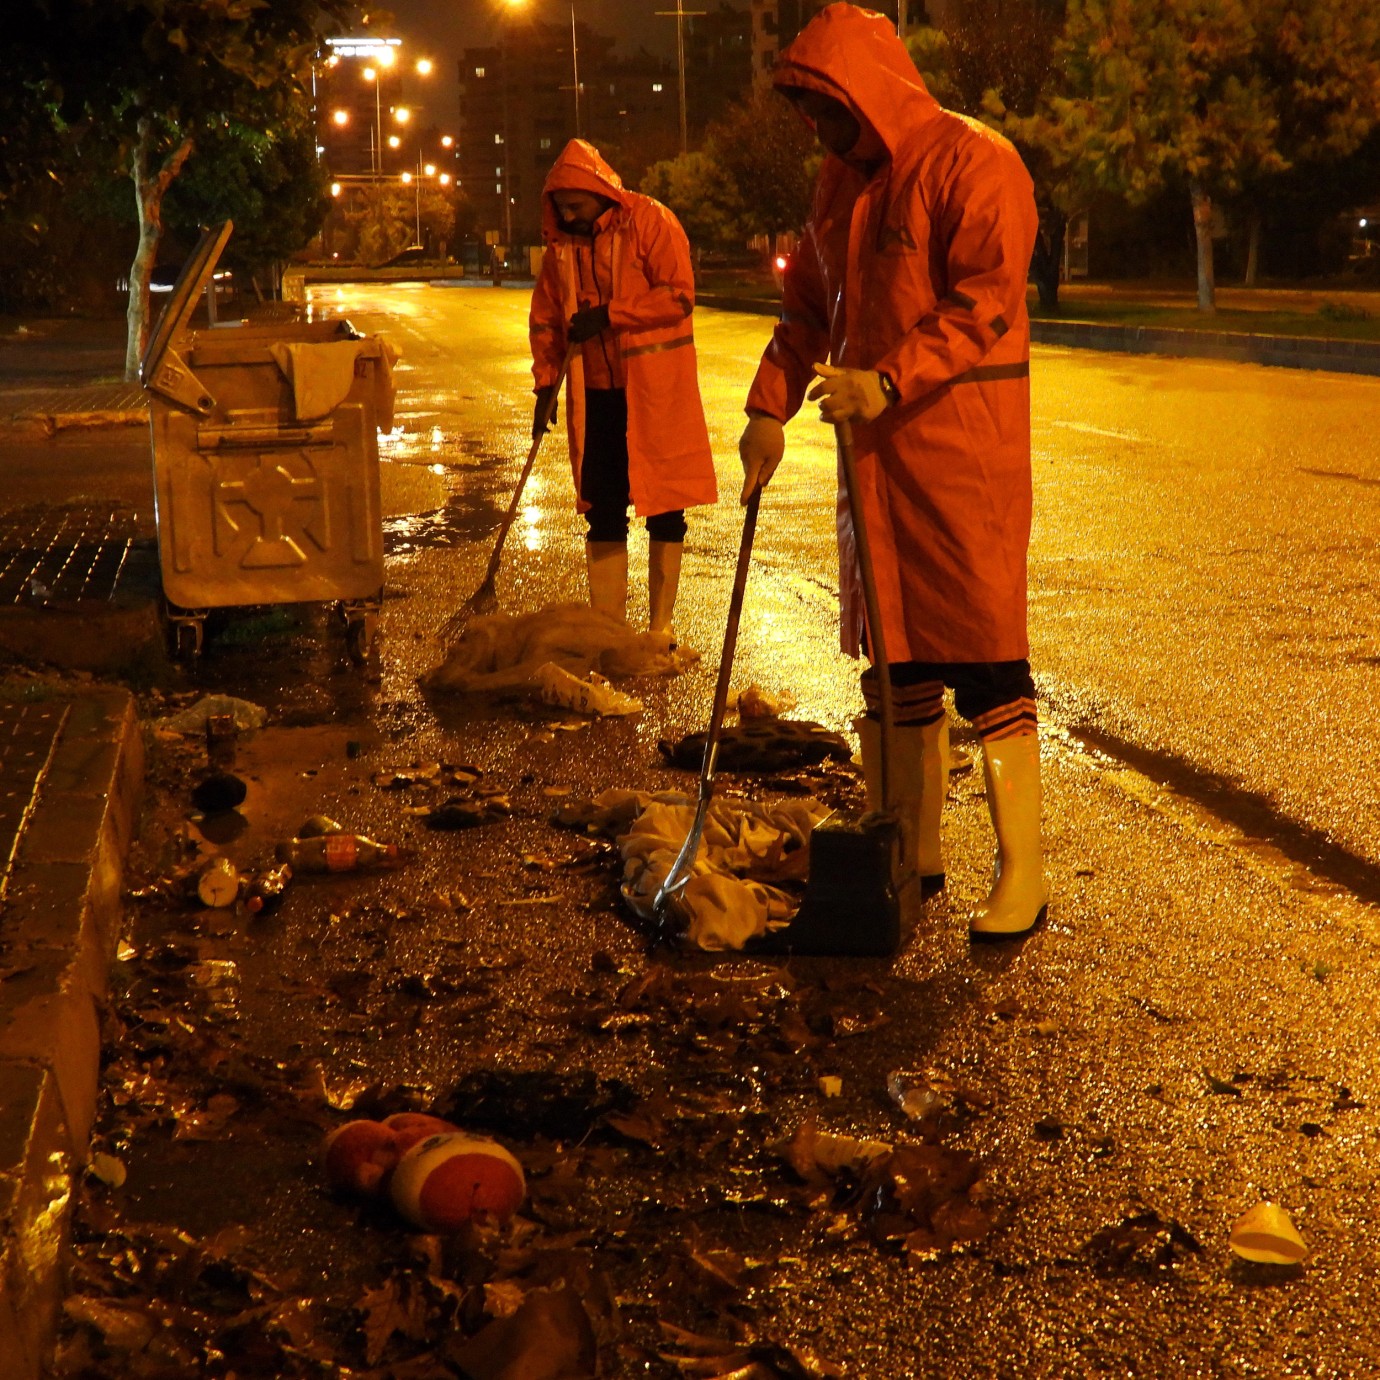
[739,4,1046,941]
[530,139,718,634]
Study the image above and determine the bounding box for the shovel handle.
[479,342,579,589]
[651,491,760,923]
[699,489,760,793]
[836,419,895,811]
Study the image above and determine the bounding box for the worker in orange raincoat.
[739,4,1046,941]
[530,139,718,635]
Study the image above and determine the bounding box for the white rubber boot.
[585,541,628,623]
[970,732,1048,941]
[648,540,682,635]
[853,715,947,896]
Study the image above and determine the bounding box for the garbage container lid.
[140,221,233,389]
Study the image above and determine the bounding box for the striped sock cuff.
[861,676,945,726]
[971,697,1038,741]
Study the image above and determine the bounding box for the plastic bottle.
[275,834,400,873]
[245,863,293,914]
[298,814,345,838]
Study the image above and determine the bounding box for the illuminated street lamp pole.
[656,0,704,155]
[570,3,582,139]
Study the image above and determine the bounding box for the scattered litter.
[419,793,511,829]
[195,856,242,908]
[372,762,443,788]
[156,694,267,734]
[1229,1202,1308,1265]
[87,1152,127,1188]
[659,719,851,772]
[244,863,292,915]
[731,683,797,719]
[538,662,642,717]
[277,833,401,872]
[299,813,344,838]
[320,1114,526,1230]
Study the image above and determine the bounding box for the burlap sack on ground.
[564,788,830,950]
[424,603,697,695]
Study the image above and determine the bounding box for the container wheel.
[346,613,379,667]
[173,618,204,661]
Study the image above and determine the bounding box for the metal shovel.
[649,490,761,941]
[747,417,902,957]
[440,342,578,643]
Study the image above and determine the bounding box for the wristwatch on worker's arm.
[877,371,900,408]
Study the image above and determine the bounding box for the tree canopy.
[8,0,359,373]
[1002,0,1380,307]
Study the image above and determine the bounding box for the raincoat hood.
[773,3,939,158]
[541,139,629,241]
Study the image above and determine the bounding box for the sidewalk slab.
[0,690,143,1380]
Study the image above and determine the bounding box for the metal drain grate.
[0,507,140,605]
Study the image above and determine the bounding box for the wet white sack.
[593,789,829,950]
[424,602,697,696]
[537,662,642,717]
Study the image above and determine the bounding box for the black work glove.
[532,386,559,440]
[568,303,611,343]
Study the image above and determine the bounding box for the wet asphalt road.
[54,282,1380,1377]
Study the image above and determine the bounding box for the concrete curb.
[0,690,144,1379]
[1028,317,1380,377]
[11,409,148,437]
[697,293,1380,377]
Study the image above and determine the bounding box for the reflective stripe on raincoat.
[745,4,1038,662]
[530,139,717,517]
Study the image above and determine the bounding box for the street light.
[401,156,453,246]
[656,0,705,154]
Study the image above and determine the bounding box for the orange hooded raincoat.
[746,4,1038,663]
[530,140,718,517]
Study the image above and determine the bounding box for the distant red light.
[774,255,787,270]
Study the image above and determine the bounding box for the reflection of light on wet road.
[522,507,543,551]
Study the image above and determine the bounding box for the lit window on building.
[475,66,486,77]
[653,83,663,92]
[495,166,503,176]
[540,137,552,150]
[495,132,504,144]
[495,182,502,193]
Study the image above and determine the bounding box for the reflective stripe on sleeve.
[951,362,1030,385]
[623,334,695,359]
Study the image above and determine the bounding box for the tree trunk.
[124,120,195,382]
[1190,179,1217,314]
[1244,209,1261,287]
[1030,204,1066,313]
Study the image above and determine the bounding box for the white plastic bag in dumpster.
[270,338,398,428]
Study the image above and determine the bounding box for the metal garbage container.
[141,221,395,664]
